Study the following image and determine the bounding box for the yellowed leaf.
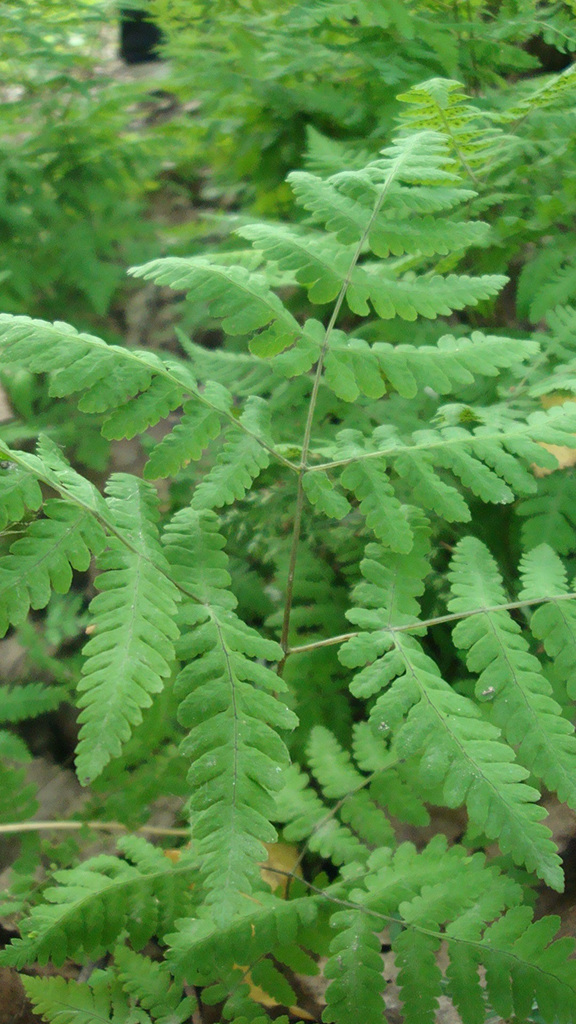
[261,841,301,893]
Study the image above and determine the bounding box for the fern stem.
[286,590,576,655]
[0,820,189,837]
[278,155,407,667]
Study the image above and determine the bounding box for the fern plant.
[4,112,576,1024]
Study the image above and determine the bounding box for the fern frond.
[341,542,563,888]
[0,498,106,637]
[448,537,576,809]
[75,475,180,786]
[162,507,297,908]
[519,544,576,702]
[115,946,194,1024]
[498,62,576,123]
[241,221,504,322]
[22,973,132,1024]
[396,78,503,176]
[324,404,576,520]
[323,910,385,1024]
[0,463,42,529]
[0,836,195,968]
[0,314,195,414]
[129,256,301,358]
[190,397,272,509]
[0,682,66,722]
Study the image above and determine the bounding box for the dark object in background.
[120,9,163,64]
[524,34,574,73]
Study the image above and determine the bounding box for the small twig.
[0,820,189,837]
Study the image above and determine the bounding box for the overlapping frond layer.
[519,544,576,700]
[341,542,563,889]
[129,256,301,358]
[162,508,297,909]
[75,475,180,786]
[346,837,576,1024]
[0,498,106,637]
[0,836,195,968]
[449,537,576,809]
[0,314,196,415]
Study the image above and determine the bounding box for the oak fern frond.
[75,475,180,785]
[449,537,576,809]
[341,540,563,888]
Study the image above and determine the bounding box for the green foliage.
[6,19,576,1023]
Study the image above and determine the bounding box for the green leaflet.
[23,974,133,1024]
[519,544,576,701]
[190,396,272,509]
[302,470,352,519]
[129,256,301,357]
[449,538,576,810]
[144,401,222,480]
[0,682,66,722]
[75,476,180,785]
[323,911,386,1024]
[163,508,297,910]
[0,498,106,637]
[0,463,42,529]
[102,375,186,441]
[340,460,414,551]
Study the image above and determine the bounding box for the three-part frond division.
[4,90,576,1024]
